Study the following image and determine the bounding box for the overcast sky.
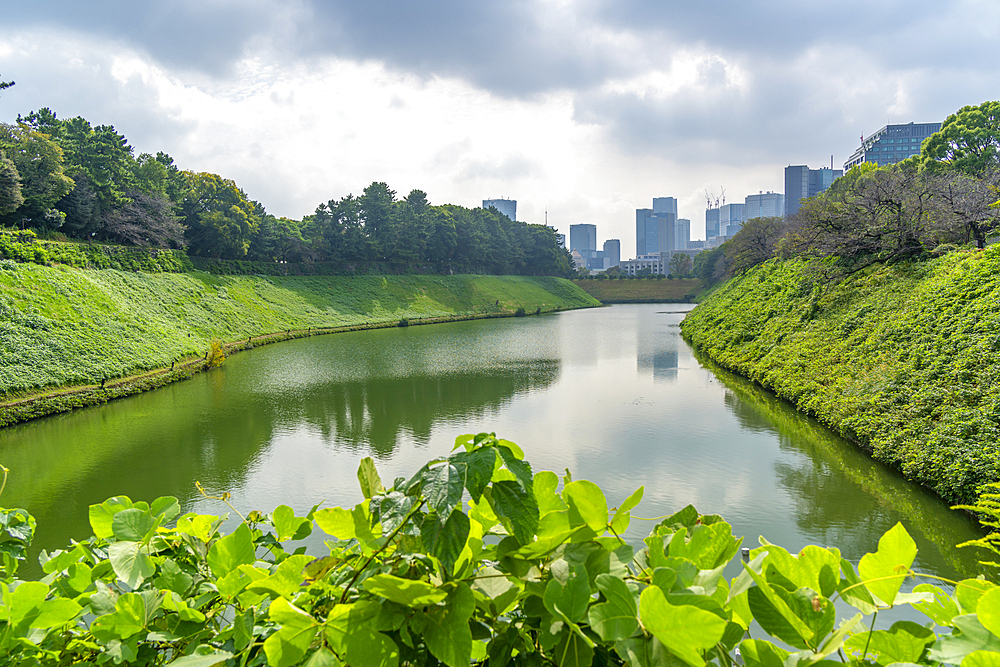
[2,1,998,248]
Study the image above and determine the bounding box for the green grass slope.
[0,262,598,396]
[572,278,702,303]
[680,248,1000,505]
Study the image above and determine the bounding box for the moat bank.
[0,263,598,424]
[681,248,1000,506]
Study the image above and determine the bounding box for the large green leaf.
[489,480,540,544]
[497,445,533,492]
[364,574,449,606]
[563,480,608,534]
[844,621,934,664]
[977,587,1000,638]
[639,586,726,667]
[544,560,591,624]
[743,564,815,650]
[314,504,378,542]
[150,496,181,522]
[739,639,789,667]
[207,523,255,578]
[88,496,134,540]
[421,509,471,574]
[534,471,568,516]
[271,505,312,541]
[912,583,960,625]
[857,522,916,606]
[91,592,158,642]
[615,637,673,667]
[667,523,738,571]
[963,651,1000,667]
[357,457,385,499]
[838,558,877,614]
[111,507,161,543]
[610,486,644,535]
[424,584,475,667]
[450,447,497,502]
[423,462,465,517]
[374,492,414,534]
[246,554,315,599]
[957,579,997,614]
[552,626,595,667]
[589,573,638,641]
[166,646,234,667]
[929,615,1000,663]
[264,597,320,667]
[326,602,399,667]
[108,541,155,589]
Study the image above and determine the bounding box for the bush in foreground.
[0,434,998,666]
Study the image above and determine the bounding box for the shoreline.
[0,307,563,428]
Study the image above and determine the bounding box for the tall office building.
[603,239,621,267]
[705,207,721,240]
[675,219,690,251]
[637,197,680,255]
[843,122,942,170]
[744,192,784,219]
[784,166,843,216]
[482,198,517,221]
[570,224,598,259]
[719,204,745,236]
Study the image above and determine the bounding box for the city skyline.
[2,3,996,245]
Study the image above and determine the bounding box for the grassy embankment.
[681,248,1000,505]
[572,278,701,303]
[0,262,598,425]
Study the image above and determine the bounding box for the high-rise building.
[603,239,620,267]
[843,122,942,171]
[570,224,598,259]
[482,198,517,221]
[719,204,745,236]
[744,191,784,219]
[705,207,721,240]
[675,219,690,251]
[637,197,681,255]
[784,166,843,216]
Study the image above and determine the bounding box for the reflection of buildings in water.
[636,318,680,382]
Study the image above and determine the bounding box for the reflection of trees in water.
[693,349,985,579]
[299,361,560,456]
[5,358,559,577]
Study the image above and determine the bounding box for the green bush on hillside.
[682,248,1000,504]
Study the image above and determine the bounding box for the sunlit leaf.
[364,574,449,607]
[421,508,471,574]
[265,597,320,667]
[563,480,608,534]
[424,584,475,667]
[108,541,155,589]
[857,522,917,606]
[639,586,726,667]
[423,463,465,517]
[206,523,255,578]
[589,573,638,641]
[357,457,384,500]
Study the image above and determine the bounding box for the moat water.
[1,303,985,581]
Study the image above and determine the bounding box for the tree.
[359,181,396,258]
[926,168,1000,249]
[0,76,13,94]
[725,217,787,273]
[102,190,185,248]
[180,171,261,258]
[920,100,1000,176]
[0,123,74,229]
[0,152,23,215]
[669,252,693,277]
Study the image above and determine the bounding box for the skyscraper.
[744,192,784,219]
[603,239,620,267]
[705,207,721,240]
[482,198,517,221]
[570,224,598,258]
[719,204,744,236]
[784,166,843,216]
[637,197,680,255]
[843,122,942,171]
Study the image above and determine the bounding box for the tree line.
[0,107,573,276]
[694,101,1000,284]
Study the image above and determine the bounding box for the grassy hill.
[572,278,701,303]
[0,261,598,403]
[680,248,1000,505]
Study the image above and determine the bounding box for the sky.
[1,1,998,249]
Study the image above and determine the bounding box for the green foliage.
[0,229,192,272]
[206,340,226,368]
[921,101,1000,176]
[0,436,997,666]
[681,249,1000,504]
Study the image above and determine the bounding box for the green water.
[0,303,986,581]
